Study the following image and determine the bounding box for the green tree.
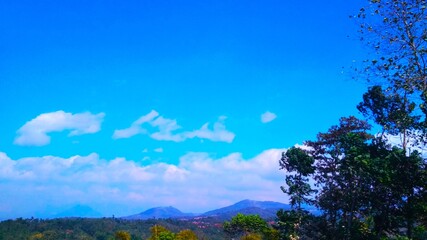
[115,230,131,240]
[280,147,316,210]
[354,1,427,238]
[240,233,262,240]
[306,116,373,240]
[176,229,198,240]
[278,147,316,239]
[300,116,426,239]
[223,214,268,239]
[357,85,419,151]
[28,233,43,240]
[148,225,175,240]
[354,0,427,153]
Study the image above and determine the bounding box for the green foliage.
[262,227,279,240]
[275,209,301,240]
[280,114,426,239]
[352,1,427,238]
[148,225,177,240]
[176,229,198,240]
[280,147,316,210]
[115,230,131,240]
[223,213,268,239]
[240,233,262,240]
[223,213,281,240]
[0,218,218,240]
[28,233,44,240]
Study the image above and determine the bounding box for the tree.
[357,85,419,150]
[354,1,427,238]
[240,233,262,240]
[297,116,426,239]
[355,0,427,148]
[223,214,268,239]
[305,116,374,240]
[176,229,198,240]
[278,147,316,239]
[148,225,175,240]
[115,230,131,240]
[275,209,302,240]
[280,147,316,210]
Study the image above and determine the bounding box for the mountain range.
[122,199,294,220]
[55,199,319,220]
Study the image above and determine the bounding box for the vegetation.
[0,217,224,240]
[276,0,427,239]
[223,213,278,240]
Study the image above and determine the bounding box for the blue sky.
[0,0,368,219]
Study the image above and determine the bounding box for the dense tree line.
[0,217,225,240]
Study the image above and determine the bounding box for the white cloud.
[112,110,159,139]
[14,111,105,146]
[184,116,235,143]
[154,148,163,153]
[0,148,287,217]
[377,132,427,157]
[261,111,277,123]
[149,116,184,141]
[113,111,235,143]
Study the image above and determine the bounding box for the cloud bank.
[113,110,235,143]
[0,149,287,218]
[14,111,105,146]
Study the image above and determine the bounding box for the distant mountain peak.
[123,206,193,220]
[201,199,291,219]
[54,204,102,218]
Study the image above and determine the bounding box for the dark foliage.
[0,217,226,240]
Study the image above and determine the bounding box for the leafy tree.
[262,227,279,240]
[176,229,198,240]
[357,85,419,150]
[354,0,427,238]
[354,0,427,148]
[115,230,131,240]
[223,213,268,239]
[148,225,176,240]
[306,116,373,239]
[278,146,317,239]
[280,147,316,210]
[240,233,262,240]
[275,209,302,240]
[291,116,427,239]
[28,233,44,240]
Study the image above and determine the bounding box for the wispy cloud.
[0,148,286,217]
[113,110,235,143]
[261,111,277,123]
[154,148,164,153]
[14,111,105,146]
[184,116,235,143]
[149,116,184,141]
[112,110,159,139]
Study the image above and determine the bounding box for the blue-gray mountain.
[122,199,305,220]
[54,204,103,218]
[123,206,195,220]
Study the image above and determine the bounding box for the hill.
[123,199,292,220]
[201,199,291,220]
[54,204,102,218]
[123,206,195,220]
